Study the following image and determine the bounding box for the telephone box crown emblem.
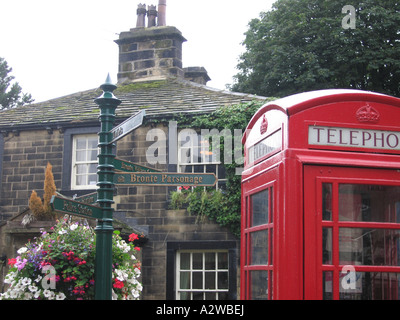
[356,104,380,123]
[260,115,268,134]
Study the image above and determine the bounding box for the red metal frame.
[241,89,400,300]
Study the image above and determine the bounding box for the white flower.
[28,285,38,292]
[70,223,78,231]
[21,277,32,286]
[132,289,140,298]
[56,292,66,300]
[34,290,41,299]
[23,292,33,300]
[58,229,67,235]
[43,289,52,297]
[17,247,28,254]
[10,290,19,299]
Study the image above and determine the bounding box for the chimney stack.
[136,4,147,28]
[147,5,158,27]
[158,0,166,26]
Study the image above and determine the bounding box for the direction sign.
[114,172,217,187]
[74,192,98,205]
[114,157,160,173]
[109,110,145,144]
[50,195,102,219]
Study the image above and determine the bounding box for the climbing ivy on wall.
[170,99,274,237]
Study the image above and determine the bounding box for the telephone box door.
[304,165,400,300]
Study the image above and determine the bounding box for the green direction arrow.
[114,172,217,187]
[114,158,160,173]
[50,196,102,219]
[74,192,98,205]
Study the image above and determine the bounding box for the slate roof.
[0,78,266,131]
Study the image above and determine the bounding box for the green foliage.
[0,57,34,109]
[231,0,400,98]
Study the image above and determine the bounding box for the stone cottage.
[0,1,265,299]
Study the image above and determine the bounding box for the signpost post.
[94,75,121,300]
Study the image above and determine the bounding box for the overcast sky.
[1,0,275,103]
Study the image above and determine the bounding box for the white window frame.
[175,250,230,300]
[177,130,226,190]
[71,134,98,190]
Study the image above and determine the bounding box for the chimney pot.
[158,0,167,26]
[147,5,158,27]
[136,4,147,28]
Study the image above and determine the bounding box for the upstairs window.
[71,134,98,190]
[178,130,227,190]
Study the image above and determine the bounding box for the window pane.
[180,272,190,289]
[193,253,203,269]
[339,272,400,300]
[205,253,215,270]
[76,164,87,174]
[251,189,269,226]
[251,230,268,265]
[193,272,203,289]
[194,165,203,173]
[89,164,97,174]
[76,150,86,162]
[218,272,228,289]
[88,174,97,186]
[205,272,216,289]
[76,138,86,150]
[323,183,333,220]
[323,228,332,264]
[180,253,190,270]
[218,252,228,269]
[339,184,400,223]
[180,292,190,300]
[205,292,216,300]
[250,270,268,300]
[323,271,333,300]
[88,137,98,149]
[76,175,86,186]
[339,228,400,266]
[88,150,98,161]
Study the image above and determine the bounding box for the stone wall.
[0,130,63,221]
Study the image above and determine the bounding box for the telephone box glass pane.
[323,184,333,220]
[323,228,332,264]
[323,271,333,300]
[250,270,269,300]
[339,272,400,300]
[339,228,400,266]
[251,230,269,265]
[339,184,400,223]
[251,190,269,226]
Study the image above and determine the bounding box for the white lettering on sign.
[248,129,282,164]
[309,126,400,151]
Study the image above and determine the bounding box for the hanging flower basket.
[0,217,142,300]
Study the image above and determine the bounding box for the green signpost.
[114,172,217,187]
[94,75,121,300]
[114,157,160,173]
[83,75,217,300]
[74,192,98,205]
[50,195,102,219]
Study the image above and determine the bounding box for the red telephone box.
[241,89,400,300]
